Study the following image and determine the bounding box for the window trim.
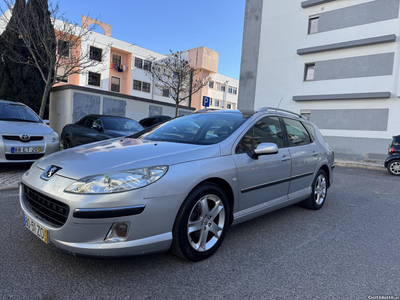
[308,15,319,35]
[57,40,70,58]
[133,79,142,91]
[304,63,315,81]
[89,46,103,62]
[282,117,312,147]
[112,54,122,67]
[111,76,121,93]
[162,87,169,97]
[88,71,101,87]
[134,57,143,69]
[142,82,151,93]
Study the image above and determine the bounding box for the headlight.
[64,166,168,194]
[51,131,59,143]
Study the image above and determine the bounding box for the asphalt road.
[1,166,400,300]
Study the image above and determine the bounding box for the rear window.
[137,112,249,145]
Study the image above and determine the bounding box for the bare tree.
[0,0,109,118]
[146,51,210,117]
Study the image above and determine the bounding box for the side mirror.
[247,142,279,159]
[93,124,103,131]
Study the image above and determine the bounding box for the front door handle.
[282,156,291,161]
[81,130,85,134]
[312,151,319,156]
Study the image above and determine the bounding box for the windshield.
[0,102,41,122]
[135,112,249,145]
[102,117,143,131]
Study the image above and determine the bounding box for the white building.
[239,0,400,161]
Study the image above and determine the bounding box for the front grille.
[5,154,44,160]
[22,184,69,227]
[2,135,44,142]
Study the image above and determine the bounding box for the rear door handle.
[282,156,291,161]
[312,151,319,156]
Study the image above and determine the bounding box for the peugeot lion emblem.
[41,165,62,181]
[20,134,30,141]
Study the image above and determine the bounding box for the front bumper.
[0,135,59,163]
[19,167,186,257]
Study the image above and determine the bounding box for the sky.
[53,0,246,79]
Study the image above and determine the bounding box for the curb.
[335,161,385,171]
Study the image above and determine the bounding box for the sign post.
[202,96,211,107]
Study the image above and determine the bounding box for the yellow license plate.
[24,214,48,244]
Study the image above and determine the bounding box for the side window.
[283,118,312,147]
[236,116,284,154]
[92,119,102,128]
[76,117,87,126]
[302,122,316,142]
[84,117,96,129]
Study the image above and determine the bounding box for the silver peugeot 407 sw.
[20,108,334,261]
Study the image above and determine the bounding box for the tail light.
[389,147,395,154]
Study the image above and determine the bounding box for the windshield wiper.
[0,118,39,122]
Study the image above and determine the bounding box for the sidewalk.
[0,159,386,192]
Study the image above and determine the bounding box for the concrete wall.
[49,85,195,136]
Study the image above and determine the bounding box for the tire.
[63,135,72,149]
[301,169,327,210]
[170,183,230,262]
[387,159,400,176]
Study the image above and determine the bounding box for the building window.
[173,72,179,79]
[216,82,221,90]
[228,86,232,93]
[220,100,224,108]
[209,98,212,106]
[133,80,142,91]
[57,40,69,57]
[134,57,143,69]
[89,46,102,62]
[56,66,68,83]
[221,85,226,92]
[214,99,219,107]
[142,82,151,93]
[162,87,169,97]
[111,77,120,92]
[233,88,237,95]
[304,63,315,81]
[232,103,236,109]
[227,103,231,109]
[209,81,214,88]
[112,54,121,67]
[143,60,152,71]
[308,16,319,34]
[88,72,101,87]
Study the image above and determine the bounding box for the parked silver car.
[0,100,60,163]
[20,108,334,261]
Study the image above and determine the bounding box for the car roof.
[82,114,133,120]
[0,100,26,106]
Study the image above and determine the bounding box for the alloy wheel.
[187,194,225,252]
[314,174,327,205]
[389,161,400,175]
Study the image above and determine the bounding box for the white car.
[0,100,60,163]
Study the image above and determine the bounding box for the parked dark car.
[139,115,172,128]
[61,115,144,149]
[385,135,400,176]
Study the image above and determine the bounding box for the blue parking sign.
[203,96,211,107]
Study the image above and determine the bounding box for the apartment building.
[239,0,400,161]
[47,17,239,134]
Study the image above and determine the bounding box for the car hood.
[0,121,54,135]
[36,137,221,179]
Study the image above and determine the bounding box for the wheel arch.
[319,164,331,188]
[191,177,235,225]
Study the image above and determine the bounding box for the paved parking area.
[0,164,30,190]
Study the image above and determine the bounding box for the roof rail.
[257,107,303,119]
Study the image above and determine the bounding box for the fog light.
[105,222,130,242]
